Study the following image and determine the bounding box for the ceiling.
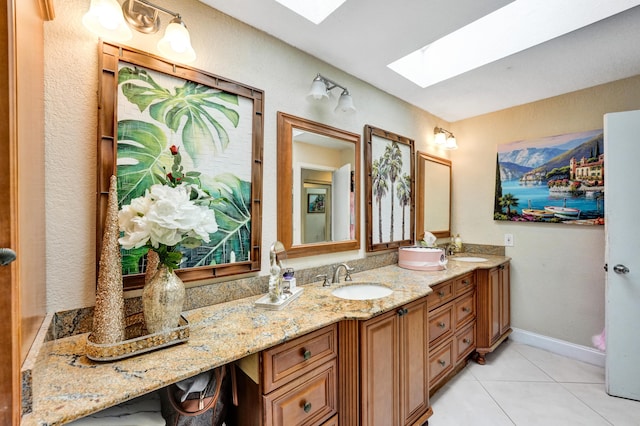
[198,0,640,122]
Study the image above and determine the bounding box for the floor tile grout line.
[509,343,565,383]
[474,373,517,426]
[557,382,616,426]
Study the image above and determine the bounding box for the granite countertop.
[23,255,508,426]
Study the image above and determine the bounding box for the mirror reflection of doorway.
[303,180,331,244]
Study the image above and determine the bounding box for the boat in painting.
[544,205,581,219]
[522,208,554,218]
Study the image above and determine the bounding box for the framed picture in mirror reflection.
[307,194,326,213]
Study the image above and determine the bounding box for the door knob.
[613,264,630,274]
[0,248,16,266]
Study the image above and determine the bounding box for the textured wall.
[43,0,445,311]
[44,1,640,348]
[450,75,640,346]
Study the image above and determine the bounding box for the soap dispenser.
[454,234,463,252]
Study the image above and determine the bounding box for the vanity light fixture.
[307,73,356,114]
[83,0,196,64]
[434,126,458,150]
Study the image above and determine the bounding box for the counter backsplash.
[48,244,503,340]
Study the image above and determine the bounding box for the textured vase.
[142,265,185,334]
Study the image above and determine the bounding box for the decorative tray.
[85,312,189,362]
[255,287,304,310]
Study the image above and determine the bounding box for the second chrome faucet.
[314,263,355,286]
[332,263,354,284]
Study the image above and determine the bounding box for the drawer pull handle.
[463,338,471,345]
[397,308,408,316]
[462,280,469,285]
[303,401,312,413]
[462,307,471,313]
[303,349,311,360]
[438,290,445,298]
[438,322,446,328]
[438,360,446,367]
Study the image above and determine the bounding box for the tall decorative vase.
[142,264,185,334]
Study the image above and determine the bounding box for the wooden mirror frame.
[96,42,264,290]
[277,112,361,258]
[416,152,452,240]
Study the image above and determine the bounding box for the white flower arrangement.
[118,146,219,271]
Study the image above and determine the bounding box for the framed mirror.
[277,112,360,258]
[416,152,451,239]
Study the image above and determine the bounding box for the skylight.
[274,0,347,24]
[388,0,640,88]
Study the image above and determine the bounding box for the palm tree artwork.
[371,158,389,244]
[499,193,520,216]
[396,173,412,240]
[370,134,412,246]
[116,64,254,275]
[383,142,403,241]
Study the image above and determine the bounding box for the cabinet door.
[489,267,501,344]
[360,310,398,426]
[499,263,511,336]
[399,299,429,426]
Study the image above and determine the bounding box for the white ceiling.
[198,0,640,122]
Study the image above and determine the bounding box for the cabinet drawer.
[455,322,476,363]
[428,304,453,346]
[429,341,453,388]
[264,359,337,426]
[454,291,476,328]
[428,280,454,310]
[263,324,337,393]
[454,273,475,296]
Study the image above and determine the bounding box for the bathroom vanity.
[23,256,510,426]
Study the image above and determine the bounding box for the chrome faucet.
[332,263,354,284]
[445,243,456,256]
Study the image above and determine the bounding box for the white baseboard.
[510,328,605,367]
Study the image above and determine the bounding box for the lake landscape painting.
[494,129,604,225]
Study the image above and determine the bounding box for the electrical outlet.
[504,233,514,247]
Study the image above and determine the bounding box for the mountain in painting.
[525,133,604,180]
[500,162,532,180]
[499,146,565,168]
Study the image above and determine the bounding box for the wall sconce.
[83,0,196,64]
[434,126,458,150]
[307,73,356,113]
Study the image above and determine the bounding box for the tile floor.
[429,340,640,426]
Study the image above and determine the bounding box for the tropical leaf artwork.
[116,63,254,275]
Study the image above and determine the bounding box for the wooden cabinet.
[427,272,477,392]
[233,324,338,426]
[475,261,511,364]
[357,298,432,426]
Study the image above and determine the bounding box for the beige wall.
[450,75,640,346]
[43,0,446,312]
[44,0,640,348]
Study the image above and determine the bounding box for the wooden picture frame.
[96,42,264,290]
[364,125,415,252]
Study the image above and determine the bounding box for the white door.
[604,110,640,401]
[332,163,351,241]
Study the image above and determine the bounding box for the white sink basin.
[331,284,393,300]
[453,256,488,262]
